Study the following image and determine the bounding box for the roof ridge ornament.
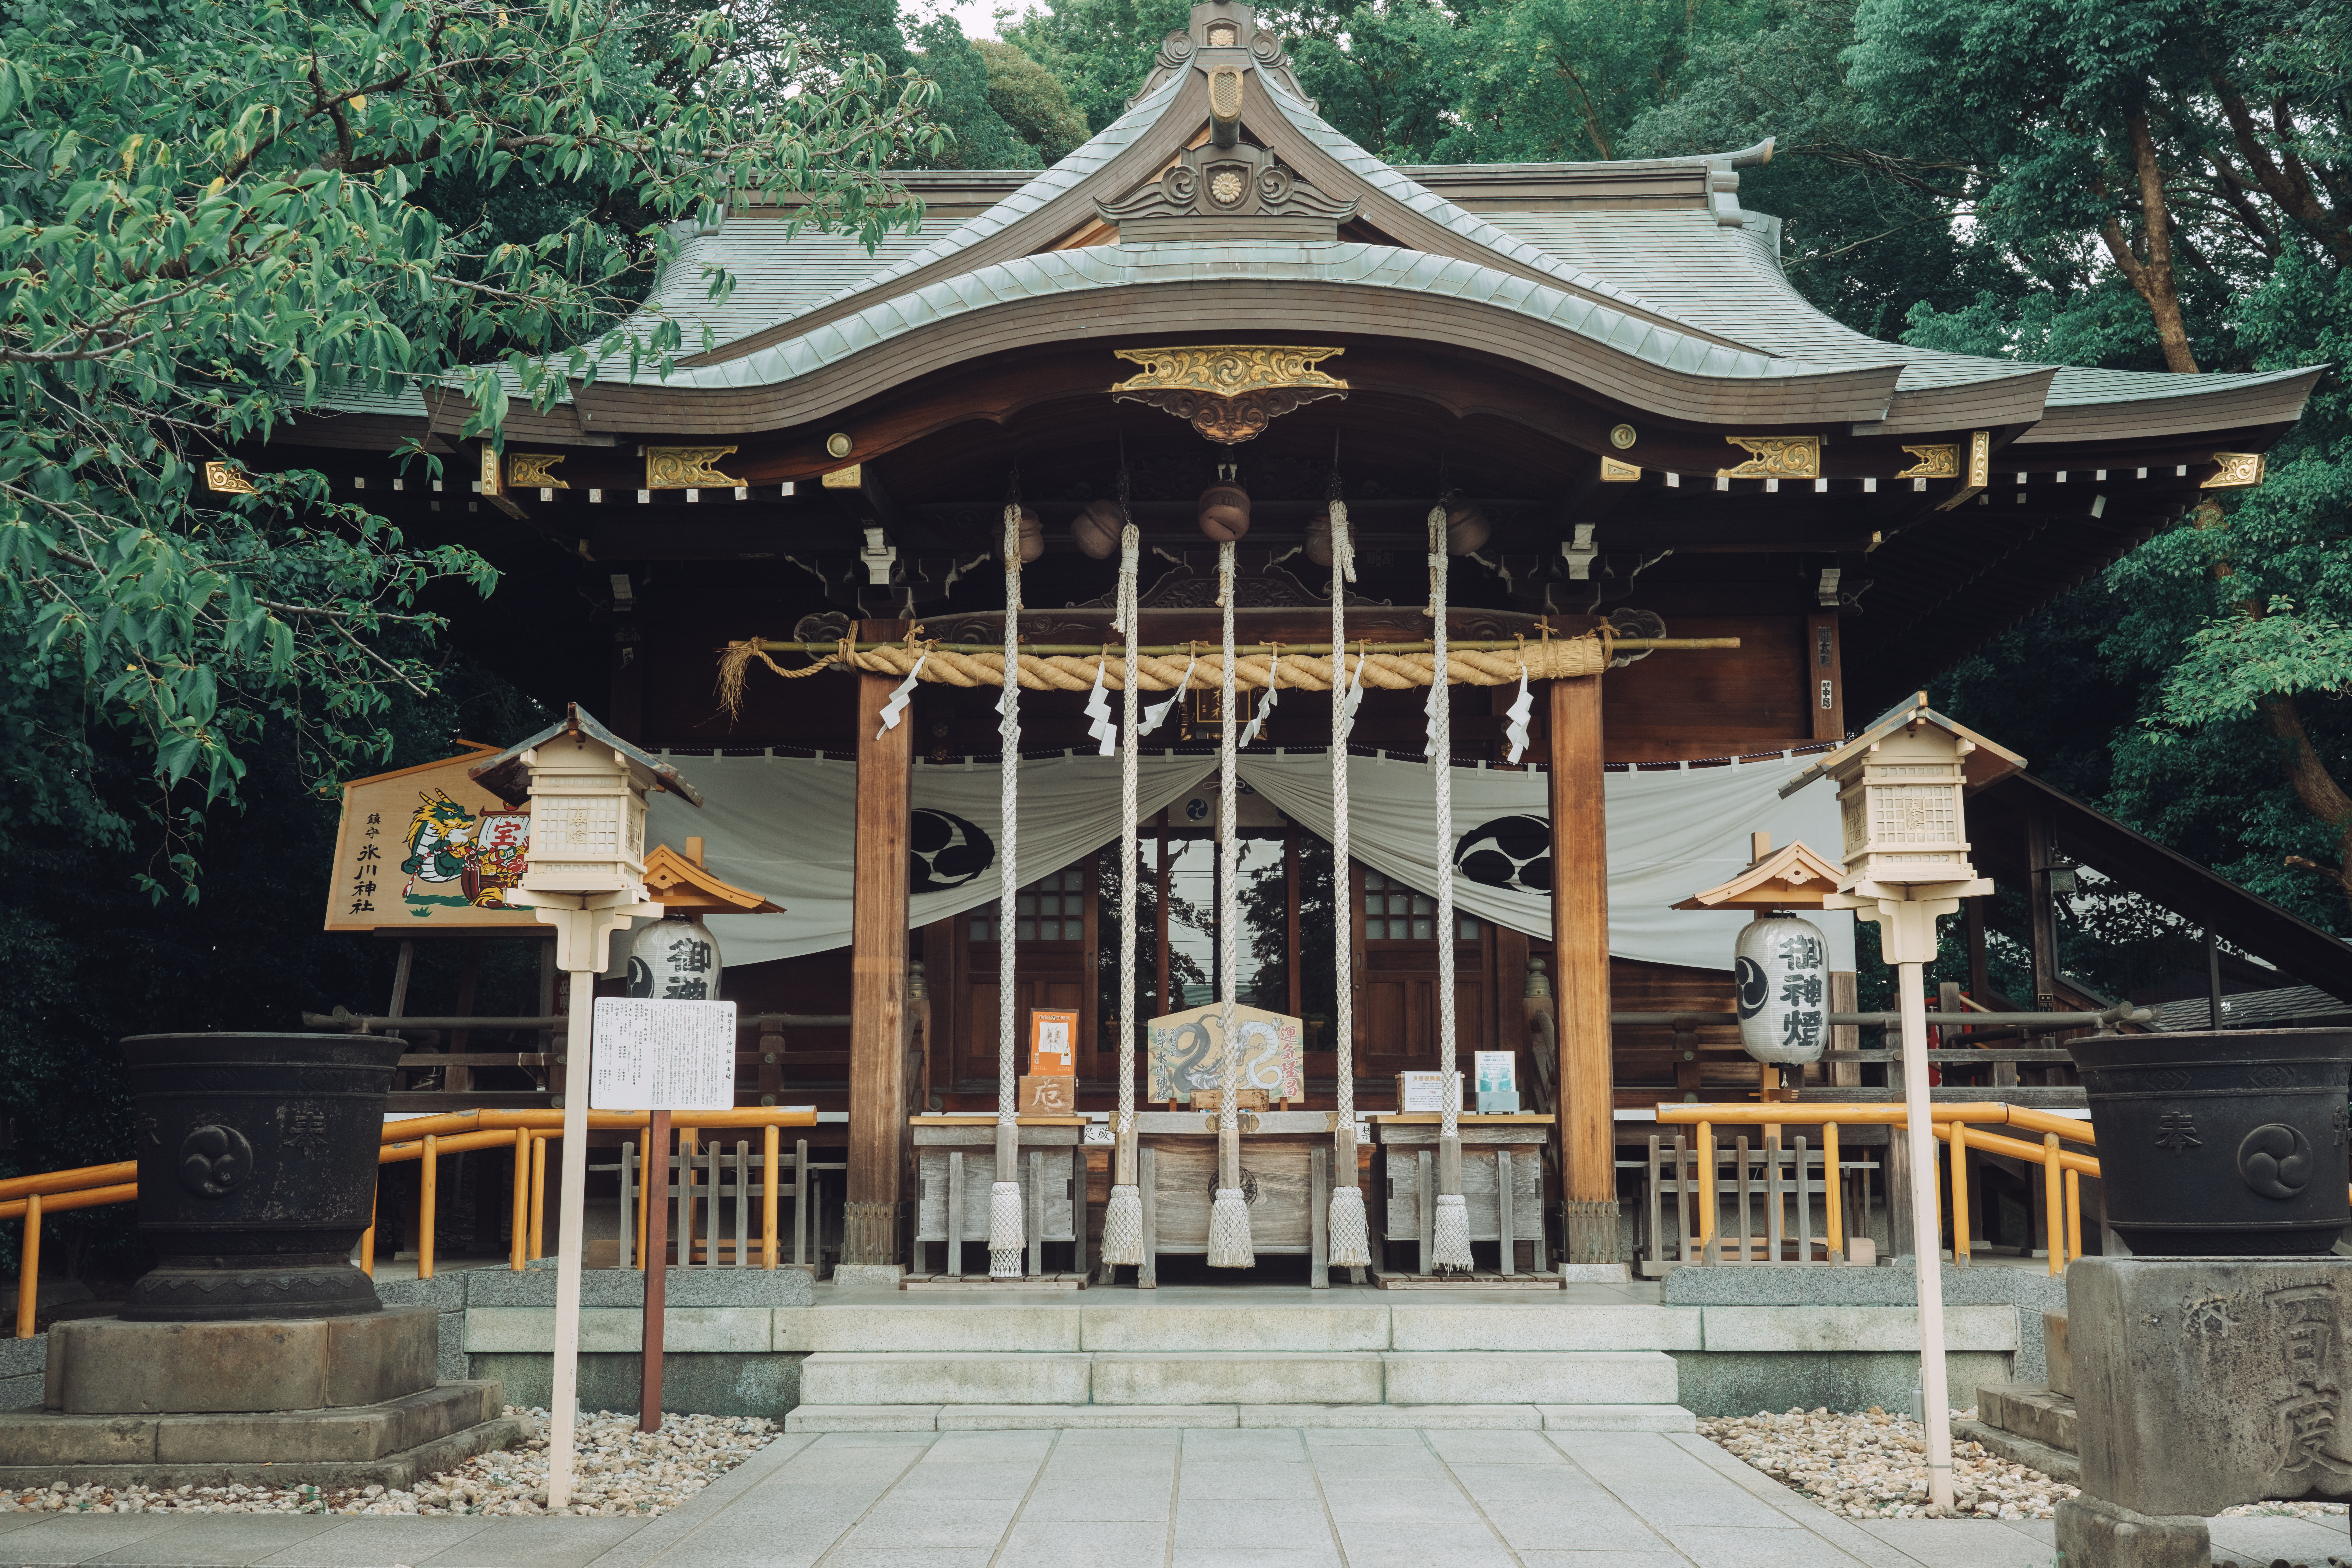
[1130,0,1314,110]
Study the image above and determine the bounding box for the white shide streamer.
[874,655,927,738]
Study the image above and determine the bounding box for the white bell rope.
[1206,539,1255,1269]
[989,500,1025,1279]
[1427,502,1472,1273]
[1101,518,1146,1267]
[1325,492,1369,1269]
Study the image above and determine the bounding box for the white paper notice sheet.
[589,999,737,1111]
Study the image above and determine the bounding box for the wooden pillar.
[1547,674,1615,1265]
[845,630,914,1271]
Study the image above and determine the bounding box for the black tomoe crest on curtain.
[1453,814,1552,895]
[908,808,996,892]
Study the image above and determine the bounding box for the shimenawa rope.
[713,636,1617,718]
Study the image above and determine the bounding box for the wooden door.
[1350,863,1491,1080]
[957,862,1097,1088]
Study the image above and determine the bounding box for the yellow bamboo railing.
[1659,1099,2352,1277]
[6,1107,817,1335]
[1658,1102,2100,1276]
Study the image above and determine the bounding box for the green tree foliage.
[0,0,942,898]
[1003,0,1191,135]
[910,16,1038,167]
[976,39,1091,165]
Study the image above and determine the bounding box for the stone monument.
[2055,1027,2352,1568]
[0,1034,520,1489]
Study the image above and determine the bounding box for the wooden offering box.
[1132,1110,1346,1289]
[910,1116,1087,1282]
[1372,1114,1556,1277]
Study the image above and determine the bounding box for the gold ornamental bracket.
[1110,344,1348,445]
[508,452,568,488]
[646,445,738,489]
[203,460,255,495]
[1934,429,1993,511]
[2201,453,2265,489]
[1599,457,1640,482]
[1894,444,1958,481]
[1718,435,1821,481]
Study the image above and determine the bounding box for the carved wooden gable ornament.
[1097,138,1357,240]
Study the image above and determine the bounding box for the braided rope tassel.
[1428,502,1472,1274]
[989,499,1025,1279]
[1206,538,1254,1269]
[1101,515,1146,1268]
[1325,486,1369,1270]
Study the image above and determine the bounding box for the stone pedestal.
[2055,1495,2210,1568]
[0,1308,519,1489]
[2073,1256,2352,1520]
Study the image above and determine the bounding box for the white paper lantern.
[1734,915,1829,1064]
[627,917,722,1001]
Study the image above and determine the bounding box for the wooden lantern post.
[1786,691,2022,1514]
[471,707,701,1511]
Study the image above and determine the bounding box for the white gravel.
[1703,1406,2352,1535]
[0,1409,776,1519]
[1700,1406,2077,1519]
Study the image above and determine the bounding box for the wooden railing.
[5,1107,817,1338]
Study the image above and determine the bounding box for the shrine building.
[274,0,2332,1283]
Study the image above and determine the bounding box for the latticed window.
[1363,871,1480,943]
[970,867,1086,943]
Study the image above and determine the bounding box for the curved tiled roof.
[1489,205,2317,410]
[608,240,1853,397]
[320,44,2318,436]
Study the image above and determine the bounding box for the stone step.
[785,1403,1699,1433]
[796,1350,1680,1408]
[775,1301,1701,1353]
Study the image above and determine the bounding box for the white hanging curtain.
[647,747,1853,972]
[1234,749,1857,969]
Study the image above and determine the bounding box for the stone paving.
[0,1424,2341,1566]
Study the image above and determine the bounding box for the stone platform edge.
[785,1403,1700,1433]
[0,1414,526,1492]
